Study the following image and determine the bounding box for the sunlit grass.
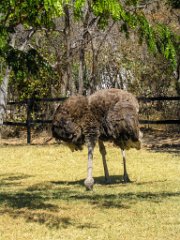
[0,144,179,240]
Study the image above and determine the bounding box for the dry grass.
[0,144,180,240]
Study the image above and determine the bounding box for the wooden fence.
[3,96,180,144]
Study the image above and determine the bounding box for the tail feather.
[106,101,141,149]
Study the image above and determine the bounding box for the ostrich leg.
[98,140,111,183]
[84,143,95,190]
[121,150,131,183]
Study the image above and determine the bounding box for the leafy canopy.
[0,0,179,73]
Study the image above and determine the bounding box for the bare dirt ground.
[141,129,180,154]
[0,128,179,155]
[142,130,180,147]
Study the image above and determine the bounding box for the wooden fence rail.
[3,96,180,144]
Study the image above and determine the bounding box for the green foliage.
[0,0,66,94]
[0,45,51,76]
[0,0,68,51]
[0,0,67,28]
[0,27,8,49]
[90,1,178,67]
[9,64,57,100]
[123,12,178,68]
[92,0,124,25]
[44,0,70,16]
[154,24,178,67]
[73,0,86,18]
[137,14,157,53]
[0,0,179,98]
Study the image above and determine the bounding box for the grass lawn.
[0,144,179,240]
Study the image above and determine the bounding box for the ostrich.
[52,88,141,190]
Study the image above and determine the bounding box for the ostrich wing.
[106,101,140,150]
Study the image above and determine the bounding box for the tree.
[0,0,66,123]
[0,1,179,123]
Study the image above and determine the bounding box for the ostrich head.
[52,117,74,141]
[52,96,88,151]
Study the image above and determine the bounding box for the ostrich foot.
[84,177,94,191]
[123,174,131,183]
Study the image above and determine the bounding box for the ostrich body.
[52,89,141,190]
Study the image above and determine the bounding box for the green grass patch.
[0,144,179,240]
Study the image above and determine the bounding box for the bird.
[52,88,141,190]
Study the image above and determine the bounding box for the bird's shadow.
[51,175,131,187]
[51,175,169,187]
[1,173,180,230]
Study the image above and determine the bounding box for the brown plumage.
[52,89,141,190]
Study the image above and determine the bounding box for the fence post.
[26,98,33,144]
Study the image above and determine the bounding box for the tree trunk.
[90,50,98,94]
[0,29,34,126]
[62,4,75,96]
[78,7,90,95]
[0,67,11,125]
[78,41,85,94]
